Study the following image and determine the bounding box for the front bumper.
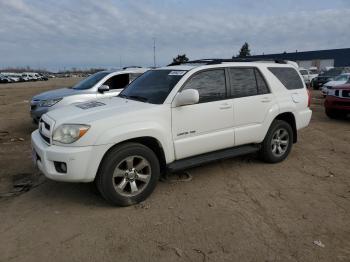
[31,130,110,182]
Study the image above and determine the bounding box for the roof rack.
[122,66,143,70]
[168,58,287,66]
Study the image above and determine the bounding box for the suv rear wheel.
[260,120,293,163]
[96,142,160,206]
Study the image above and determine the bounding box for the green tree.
[237,42,251,58]
[172,54,189,64]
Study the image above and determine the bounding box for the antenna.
[153,37,156,68]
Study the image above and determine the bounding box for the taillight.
[307,89,311,107]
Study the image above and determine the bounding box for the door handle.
[219,102,232,110]
[261,97,271,103]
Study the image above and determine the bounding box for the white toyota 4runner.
[31,59,312,206]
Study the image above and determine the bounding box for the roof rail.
[168,58,287,66]
[122,66,143,70]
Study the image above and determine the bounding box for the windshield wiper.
[128,95,148,102]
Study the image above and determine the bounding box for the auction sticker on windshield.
[168,71,187,76]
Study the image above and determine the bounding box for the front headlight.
[53,124,90,144]
[39,98,62,107]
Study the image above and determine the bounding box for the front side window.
[119,70,186,104]
[72,72,109,90]
[268,67,304,90]
[103,74,129,90]
[182,69,226,103]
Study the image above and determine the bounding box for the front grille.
[39,118,51,144]
[342,90,350,98]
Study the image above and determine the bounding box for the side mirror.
[98,85,110,93]
[174,89,199,107]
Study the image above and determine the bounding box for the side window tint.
[268,67,304,90]
[255,69,269,94]
[103,74,130,90]
[183,69,226,103]
[229,68,257,98]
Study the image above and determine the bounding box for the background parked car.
[299,68,318,85]
[312,67,350,90]
[0,74,11,83]
[30,67,148,122]
[321,73,350,96]
[325,83,350,119]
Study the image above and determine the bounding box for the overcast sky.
[1,0,350,71]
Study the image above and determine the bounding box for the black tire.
[95,142,160,206]
[260,120,293,163]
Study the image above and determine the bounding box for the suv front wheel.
[96,142,160,206]
[260,120,293,163]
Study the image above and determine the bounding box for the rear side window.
[268,67,304,90]
[183,69,226,103]
[254,69,269,95]
[229,68,257,97]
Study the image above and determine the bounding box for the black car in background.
[312,67,350,90]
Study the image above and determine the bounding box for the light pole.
[153,37,156,68]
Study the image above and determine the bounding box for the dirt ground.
[0,78,349,262]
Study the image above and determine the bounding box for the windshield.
[72,71,109,90]
[334,74,349,82]
[309,69,318,74]
[299,70,308,75]
[119,70,187,104]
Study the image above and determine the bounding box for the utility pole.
[153,37,156,68]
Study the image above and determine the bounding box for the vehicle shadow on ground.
[22,153,262,207]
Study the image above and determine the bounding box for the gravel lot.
[0,78,349,262]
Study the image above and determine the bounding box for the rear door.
[228,67,275,146]
[171,68,234,159]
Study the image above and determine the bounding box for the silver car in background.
[30,67,148,122]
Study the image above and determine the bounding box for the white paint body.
[31,62,312,182]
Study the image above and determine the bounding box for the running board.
[167,144,260,172]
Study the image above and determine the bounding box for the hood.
[32,87,91,101]
[46,97,154,125]
[324,80,347,87]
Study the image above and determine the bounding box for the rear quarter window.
[268,67,304,90]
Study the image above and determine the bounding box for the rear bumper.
[325,96,350,111]
[295,108,312,130]
[31,130,110,182]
